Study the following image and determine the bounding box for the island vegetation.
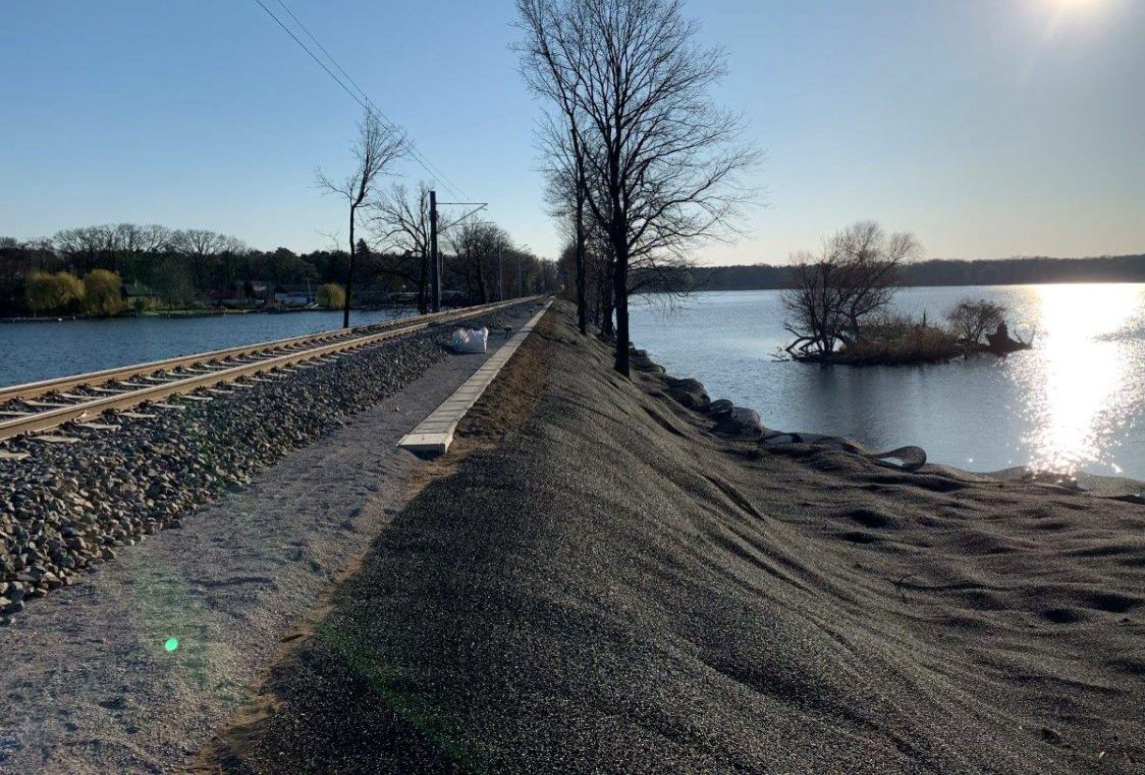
[781,221,1032,365]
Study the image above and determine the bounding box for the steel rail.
[0,297,541,442]
[0,301,519,404]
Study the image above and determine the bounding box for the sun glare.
[1050,0,1101,10]
[1021,284,1142,475]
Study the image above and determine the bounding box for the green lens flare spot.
[164,638,180,652]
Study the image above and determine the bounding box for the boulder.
[664,377,710,411]
[629,348,665,375]
[713,407,763,438]
[708,399,734,419]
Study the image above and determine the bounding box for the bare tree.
[449,221,510,304]
[370,181,438,313]
[536,104,592,334]
[782,221,922,357]
[946,298,1007,344]
[516,0,759,375]
[173,229,229,291]
[53,226,114,273]
[317,109,407,327]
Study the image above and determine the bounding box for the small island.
[781,221,1033,366]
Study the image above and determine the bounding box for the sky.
[1,0,1142,265]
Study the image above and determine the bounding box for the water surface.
[631,285,1145,478]
[0,310,406,388]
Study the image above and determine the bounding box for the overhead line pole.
[430,190,441,312]
[433,202,489,309]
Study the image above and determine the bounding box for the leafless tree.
[516,0,759,375]
[53,226,114,273]
[173,229,230,291]
[946,298,1007,344]
[317,109,407,327]
[449,221,510,304]
[536,105,592,334]
[370,181,438,313]
[782,221,922,357]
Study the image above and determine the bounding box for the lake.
[631,285,1145,479]
[0,309,407,388]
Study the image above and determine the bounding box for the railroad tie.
[29,434,80,444]
[75,422,121,432]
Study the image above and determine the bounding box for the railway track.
[0,298,538,449]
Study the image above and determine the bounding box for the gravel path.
[0,303,540,774]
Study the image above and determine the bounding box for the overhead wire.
[271,0,467,200]
[251,0,469,202]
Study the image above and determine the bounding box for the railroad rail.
[0,297,541,445]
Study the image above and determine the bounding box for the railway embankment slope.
[217,301,1145,773]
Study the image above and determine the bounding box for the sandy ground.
[0,305,539,774]
[214,302,1145,774]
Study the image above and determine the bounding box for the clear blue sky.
[1,0,1142,264]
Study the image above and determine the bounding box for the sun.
[1050,0,1102,11]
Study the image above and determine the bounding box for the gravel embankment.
[217,302,1144,774]
[0,305,524,624]
[0,302,543,774]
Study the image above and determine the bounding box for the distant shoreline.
[0,305,414,324]
[689,254,1145,292]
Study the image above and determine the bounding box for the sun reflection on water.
[1019,284,1145,475]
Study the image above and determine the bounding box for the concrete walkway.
[400,300,552,454]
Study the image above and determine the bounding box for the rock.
[708,399,734,419]
[664,377,710,411]
[629,348,665,375]
[713,407,763,438]
[0,304,525,610]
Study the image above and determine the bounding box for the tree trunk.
[575,193,588,335]
[613,245,630,377]
[600,267,615,338]
[343,205,356,329]
[476,253,488,304]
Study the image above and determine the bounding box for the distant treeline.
[691,254,1145,291]
[0,224,554,317]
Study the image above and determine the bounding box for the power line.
[271,0,465,199]
[251,0,368,112]
[252,0,468,201]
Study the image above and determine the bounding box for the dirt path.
[0,306,539,774]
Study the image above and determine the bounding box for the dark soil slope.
[218,303,1145,774]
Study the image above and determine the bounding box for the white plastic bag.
[450,327,489,354]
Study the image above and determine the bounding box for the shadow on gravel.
[207,302,1145,775]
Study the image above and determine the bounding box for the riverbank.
[210,301,1144,773]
